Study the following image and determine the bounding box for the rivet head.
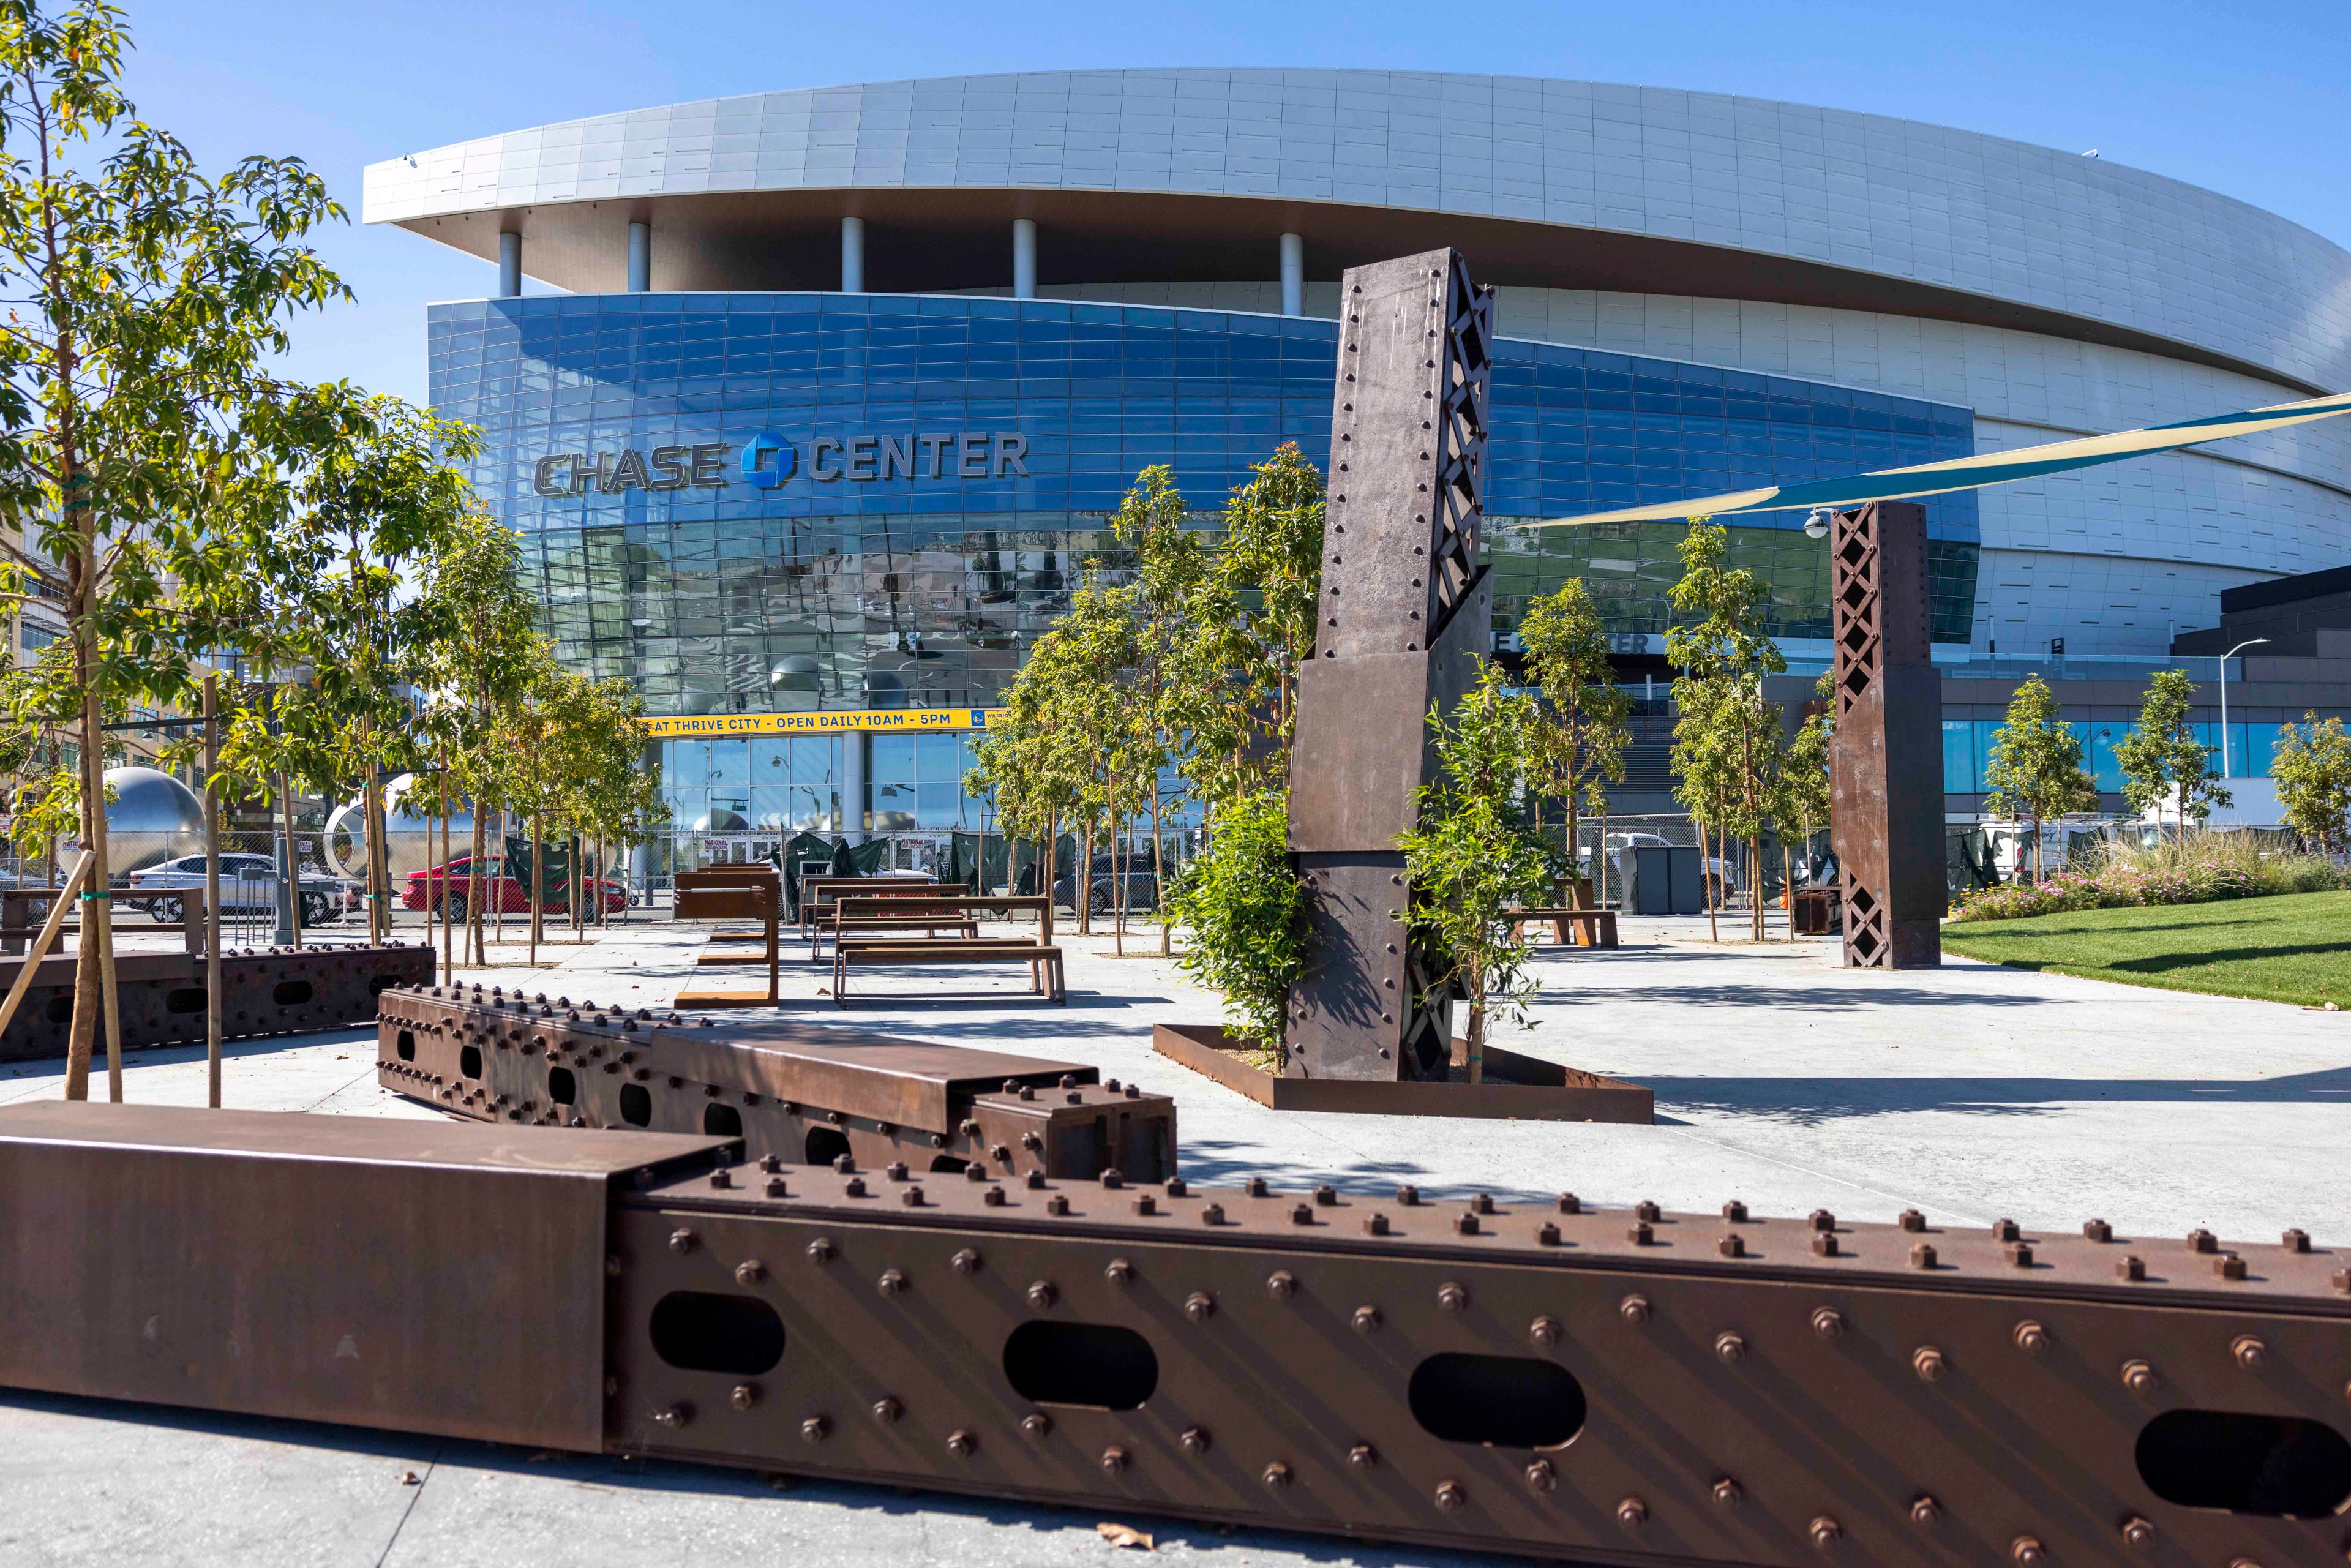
[2118,1253,2147,1281]
[2014,1319,2050,1356]
[1436,1281,1468,1313]
[2012,1535,2047,1566]
[732,1259,767,1288]
[1352,1305,1382,1334]
[651,1403,690,1428]
[1183,1291,1217,1324]
[1266,1270,1297,1302]
[1524,1458,1557,1493]
[1634,1199,1660,1222]
[1620,1294,1651,1325]
[1715,1331,1747,1365]
[800,1415,830,1443]
[1529,1315,1562,1348]
[1719,1234,1745,1258]
[1812,1232,1840,1258]
[1367,1213,1392,1236]
[876,1269,906,1297]
[1262,1461,1291,1490]
[1026,1280,1057,1310]
[1628,1221,1655,1245]
[669,1228,697,1255]
[1104,1258,1135,1288]
[1809,1209,1836,1232]
[871,1397,901,1424]
[1722,1199,1749,1222]
[945,1430,976,1458]
[730,1382,759,1411]
[2085,1217,2113,1241]
[1179,1427,1210,1455]
[2233,1334,2267,1369]
[2119,1515,2154,1549]
[1812,1307,1846,1340]
[2216,1251,2248,1280]
[1100,1446,1128,1474]
[1899,1209,1926,1232]
[1021,1412,1052,1438]
[2188,1226,2218,1253]
[2282,1227,2311,1253]
[1810,1515,1842,1549]
[1910,1242,1938,1269]
[1556,1193,1581,1214]
[1913,1346,1948,1382]
[2122,1357,2159,1394]
[1616,1496,1648,1530]
[951,1248,981,1275]
[1992,1217,2020,1241]
[1910,1494,1941,1527]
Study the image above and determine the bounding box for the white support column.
[842,732,868,845]
[497,231,521,298]
[841,216,865,292]
[1011,218,1037,300]
[1280,231,1304,317]
[626,222,651,292]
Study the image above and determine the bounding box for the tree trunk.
[203,676,224,1105]
[1751,831,1764,942]
[1078,815,1093,937]
[1112,802,1127,957]
[467,797,486,969]
[529,821,543,967]
[495,807,508,948]
[1150,772,1169,957]
[1782,842,1796,944]
[1464,994,1484,1086]
[1704,822,1720,943]
[279,770,305,951]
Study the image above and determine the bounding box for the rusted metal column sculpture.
[1827,500,1943,967]
[1284,250,1494,1081]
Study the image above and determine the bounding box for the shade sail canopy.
[1513,391,2351,529]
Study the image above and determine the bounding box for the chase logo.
[741,432,797,490]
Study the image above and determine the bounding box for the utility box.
[1629,845,1704,915]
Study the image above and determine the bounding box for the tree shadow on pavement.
[1637,1063,2351,1124]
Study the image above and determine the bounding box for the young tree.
[1665,521,1787,941]
[1161,788,1307,1054]
[2271,711,2351,854]
[1767,675,1834,942]
[1517,577,1630,899]
[0,6,353,1097]
[1109,465,1211,954]
[1398,666,1551,1084]
[2115,667,2231,824]
[1981,675,2099,880]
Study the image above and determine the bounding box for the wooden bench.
[797,877,945,940]
[806,911,982,959]
[672,883,779,1006]
[830,937,1065,1007]
[1510,907,1620,948]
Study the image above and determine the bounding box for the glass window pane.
[915,781,962,827]
[872,735,917,784]
[710,741,749,787]
[915,733,961,780]
[751,787,792,830]
[749,737,790,779]
[790,737,838,786]
[670,741,710,787]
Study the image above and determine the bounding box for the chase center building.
[367,72,2351,853]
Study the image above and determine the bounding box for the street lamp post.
[2215,637,2270,778]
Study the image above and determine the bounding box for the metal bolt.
[1352,1305,1382,1334]
[1366,1213,1392,1236]
[1183,1291,1217,1324]
[1719,1234,1746,1258]
[1911,1242,1938,1269]
[1262,1461,1291,1490]
[2005,1241,2034,1267]
[2014,1319,2051,1356]
[2233,1334,2267,1369]
[1524,1458,1557,1493]
[2118,1515,2154,1550]
[1620,1294,1651,1325]
[951,1248,981,1276]
[1100,1170,1123,1190]
[1104,1258,1135,1288]
[1245,1176,1269,1197]
[2118,1254,2147,1281]
[1265,1270,1297,1302]
[1616,1496,1648,1530]
[1629,1220,1655,1245]
[800,1415,830,1443]
[2284,1227,2312,1252]
[1911,1495,1941,1527]
[651,1403,690,1428]
[1295,1203,1318,1226]
[735,1259,766,1286]
[945,1430,976,1458]
[1810,1515,1842,1549]
[1529,1315,1562,1348]
[876,1269,906,1297]
[669,1228,697,1255]
[1202,1203,1224,1225]
[1812,1306,1846,1340]
[1165,1177,1187,1198]
[871,1397,901,1424]
[2122,1358,2159,1394]
[1436,1281,1468,1313]
[1395,1184,1420,1206]
[1433,1480,1467,1513]
[1026,1280,1057,1310]
[1809,1209,1836,1232]
[1046,1195,1070,1217]
[2012,1536,2047,1566]
[982,1189,1006,1207]
[730,1383,758,1411]
[1992,1217,2020,1241]
[1899,1209,1926,1232]
[1100,1446,1128,1475]
[843,1178,866,1198]
[1913,1346,1948,1382]
[2216,1251,2248,1280]
[1180,1427,1211,1456]
[1556,1193,1581,1214]
[1715,1331,1747,1365]
[1812,1232,1840,1258]
[2085,1217,2113,1241]
[2188,1226,2218,1253]
[1021,1411,1052,1438]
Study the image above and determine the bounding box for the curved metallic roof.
[367,70,2351,394]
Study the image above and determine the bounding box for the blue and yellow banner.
[643,708,1002,739]
[1517,390,2351,528]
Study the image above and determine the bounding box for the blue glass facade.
[426,292,1979,721]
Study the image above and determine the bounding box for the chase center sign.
[532,431,1030,496]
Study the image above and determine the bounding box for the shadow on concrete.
[1534,982,2061,1012]
[0,1388,1531,1567]
[1638,1063,2351,1124]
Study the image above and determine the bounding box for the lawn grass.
[1943,890,2351,1010]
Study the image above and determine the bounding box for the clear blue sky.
[128,0,2351,408]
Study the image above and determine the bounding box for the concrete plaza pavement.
[1,913,2345,1566]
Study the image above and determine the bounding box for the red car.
[402,857,628,918]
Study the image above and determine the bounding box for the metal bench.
[673,883,778,1007]
[830,937,1065,1007]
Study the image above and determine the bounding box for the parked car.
[126,853,355,927]
[1049,851,1163,918]
[402,856,627,919]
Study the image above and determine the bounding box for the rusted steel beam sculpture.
[0,942,434,1065]
[1826,501,1943,968]
[4,1100,2347,1567]
[1284,249,1494,1081]
[377,984,1176,1183]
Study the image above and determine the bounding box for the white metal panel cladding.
[365,70,2351,396]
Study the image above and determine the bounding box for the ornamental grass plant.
[1949,829,2349,923]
